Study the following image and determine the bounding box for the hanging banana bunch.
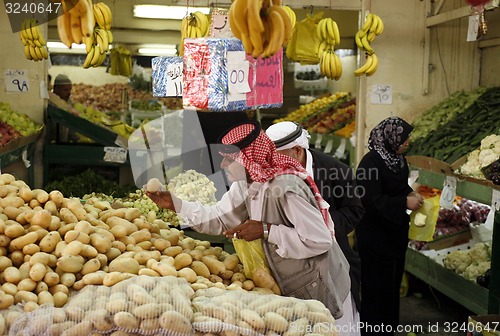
[228,0,295,59]
[20,18,49,61]
[179,11,210,56]
[82,2,114,68]
[316,17,342,80]
[354,13,384,77]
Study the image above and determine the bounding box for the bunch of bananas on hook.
[179,11,210,56]
[82,2,114,68]
[315,17,342,80]
[20,19,49,61]
[354,13,384,77]
[228,0,295,59]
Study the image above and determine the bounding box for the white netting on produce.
[192,287,338,336]
[9,275,195,336]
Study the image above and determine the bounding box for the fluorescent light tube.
[133,5,210,20]
[137,48,178,56]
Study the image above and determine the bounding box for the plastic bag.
[232,238,270,279]
[409,196,441,242]
[286,12,323,64]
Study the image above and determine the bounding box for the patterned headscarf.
[368,117,414,173]
[219,121,332,231]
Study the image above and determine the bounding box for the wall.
[48,65,130,86]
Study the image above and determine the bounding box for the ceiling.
[47,0,362,55]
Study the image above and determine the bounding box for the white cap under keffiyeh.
[266,121,310,150]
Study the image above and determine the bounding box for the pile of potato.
[10,275,196,336]
[0,173,285,334]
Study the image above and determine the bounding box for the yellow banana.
[316,18,327,42]
[327,19,337,45]
[232,0,253,55]
[360,13,373,34]
[29,45,39,61]
[96,28,109,52]
[374,15,384,35]
[38,31,47,46]
[69,12,83,44]
[30,19,40,41]
[34,46,44,61]
[40,45,49,59]
[248,21,264,58]
[361,34,374,55]
[24,19,34,40]
[20,31,27,46]
[194,25,203,38]
[91,44,101,66]
[270,5,292,47]
[365,53,378,76]
[333,53,342,80]
[193,11,209,36]
[57,12,74,48]
[247,0,265,33]
[84,35,94,53]
[368,14,378,34]
[264,8,284,58]
[331,20,340,46]
[323,51,333,79]
[354,54,373,76]
[93,3,106,29]
[106,29,113,44]
[354,31,363,49]
[83,45,95,68]
[20,19,28,41]
[96,50,107,67]
[228,4,242,39]
[316,40,328,59]
[367,31,376,43]
[282,6,296,29]
[78,0,95,37]
[97,2,113,29]
[24,45,33,60]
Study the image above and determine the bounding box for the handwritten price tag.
[4,69,29,93]
[227,51,250,102]
[370,84,392,105]
[440,176,457,209]
[103,147,127,164]
[166,62,183,97]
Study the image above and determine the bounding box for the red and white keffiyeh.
[219,122,333,235]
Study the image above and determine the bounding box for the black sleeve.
[356,153,411,228]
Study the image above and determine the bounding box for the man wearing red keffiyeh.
[147,121,352,324]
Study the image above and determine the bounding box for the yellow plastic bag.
[286,12,323,64]
[408,196,441,242]
[232,238,270,279]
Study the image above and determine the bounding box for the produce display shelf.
[308,133,356,168]
[407,164,500,314]
[405,248,489,315]
[47,105,127,148]
[44,144,129,166]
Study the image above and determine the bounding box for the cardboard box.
[182,38,283,112]
[406,155,455,175]
[468,315,500,336]
[151,56,183,98]
[426,230,472,251]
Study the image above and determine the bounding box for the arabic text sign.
[245,49,283,107]
[5,69,29,93]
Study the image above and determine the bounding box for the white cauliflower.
[443,250,472,274]
[457,150,482,177]
[480,134,500,150]
[463,261,491,281]
[469,242,490,262]
[478,148,498,168]
[168,169,217,205]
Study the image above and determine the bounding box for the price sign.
[409,170,419,187]
[210,10,232,38]
[103,147,127,164]
[227,51,250,102]
[314,134,323,149]
[467,15,480,41]
[370,84,392,104]
[166,62,183,97]
[324,139,334,154]
[440,176,457,209]
[5,69,29,93]
[334,138,347,159]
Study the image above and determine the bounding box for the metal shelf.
[406,165,500,314]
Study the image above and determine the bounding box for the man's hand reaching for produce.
[145,190,176,211]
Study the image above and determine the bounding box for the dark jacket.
[310,149,364,310]
[355,150,414,257]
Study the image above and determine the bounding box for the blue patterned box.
[182,38,283,112]
[151,56,183,97]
